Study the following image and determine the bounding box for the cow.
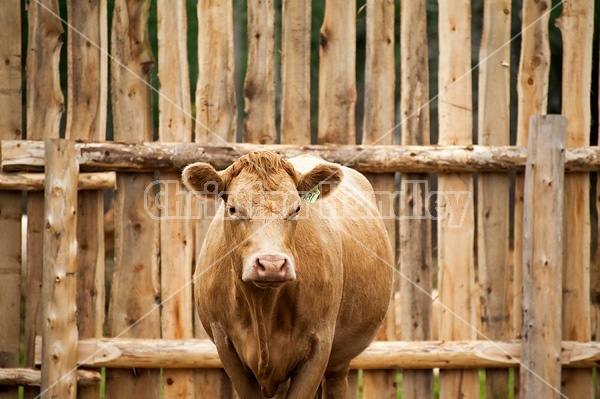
[182,151,393,399]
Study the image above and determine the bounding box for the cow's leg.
[320,363,350,399]
[285,341,331,399]
[211,324,263,399]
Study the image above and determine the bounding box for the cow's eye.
[286,205,301,220]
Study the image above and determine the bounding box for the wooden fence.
[0,0,598,398]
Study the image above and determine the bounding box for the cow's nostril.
[256,257,286,272]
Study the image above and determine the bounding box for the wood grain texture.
[32,336,600,370]
[399,0,434,396]
[318,0,356,145]
[243,0,276,144]
[520,116,566,399]
[0,172,115,191]
[317,1,358,395]
[15,141,600,173]
[107,1,160,398]
[196,0,237,143]
[0,2,22,399]
[157,1,194,396]
[361,0,396,397]
[41,140,79,399]
[0,368,101,388]
[65,2,108,398]
[437,1,478,398]
[513,0,551,345]
[194,1,238,396]
[477,0,511,397]
[0,0,22,141]
[24,2,64,398]
[280,0,311,144]
[556,1,594,397]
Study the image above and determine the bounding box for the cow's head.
[182,151,342,288]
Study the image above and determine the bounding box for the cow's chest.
[226,305,314,389]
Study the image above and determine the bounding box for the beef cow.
[182,151,393,399]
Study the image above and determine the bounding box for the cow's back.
[289,155,394,367]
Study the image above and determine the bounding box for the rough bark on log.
[0,172,115,191]
[6,141,600,173]
[0,368,101,388]
[32,337,600,370]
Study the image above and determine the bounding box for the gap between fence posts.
[520,115,566,398]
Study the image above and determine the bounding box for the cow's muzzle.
[242,253,296,287]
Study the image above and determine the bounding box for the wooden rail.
[0,172,115,191]
[0,368,101,387]
[4,140,600,173]
[31,337,600,370]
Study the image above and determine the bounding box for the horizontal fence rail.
[28,337,600,370]
[3,140,600,173]
[0,171,115,191]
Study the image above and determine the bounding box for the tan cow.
[182,151,393,399]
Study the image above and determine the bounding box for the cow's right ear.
[182,162,227,200]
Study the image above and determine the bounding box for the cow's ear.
[182,162,227,200]
[298,163,343,200]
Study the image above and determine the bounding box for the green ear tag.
[302,187,320,203]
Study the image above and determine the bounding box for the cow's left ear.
[182,162,228,200]
[298,163,343,199]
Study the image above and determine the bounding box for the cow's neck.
[235,281,292,377]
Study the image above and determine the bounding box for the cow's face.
[183,151,342,288]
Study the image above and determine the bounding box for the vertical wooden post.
[157,0,194,397]
[318,0,357,396]
[243,0,276,144]
[513,3,551,395]
[65,1,108,399]
[399,0,434,397]
[477,0,511,398]
[520,115,565,399]
[513,0,552,341]
[24,2,64,398]
[556,1,594,397]
[107,1,160,398]
[0,2,22,398]
[280,0,311,144]
[196,0,238,143]
[41,139,79,399]
[361,0,396,398]
[195,1,238,397]
[437,0,478,398]
[318,0,356,145]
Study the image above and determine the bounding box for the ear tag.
[302,187,320,203]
